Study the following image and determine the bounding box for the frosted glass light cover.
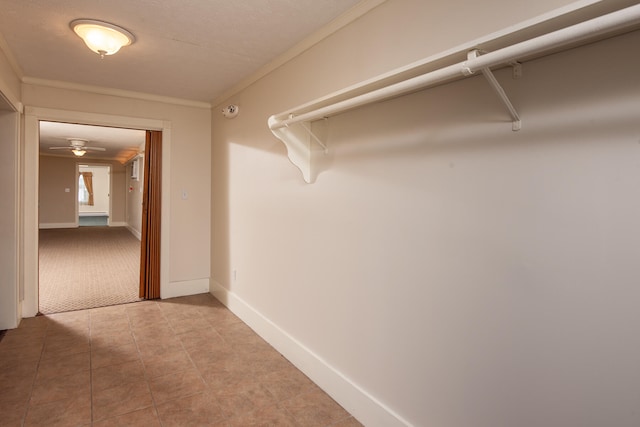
[71,20,135,57]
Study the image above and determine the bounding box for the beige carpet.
[38,227,142,314]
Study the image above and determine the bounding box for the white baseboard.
[162,278,210,300]
[126,225,142,240]
[209,280,409,427]
[39,222,131,229]
[39,222,77,229]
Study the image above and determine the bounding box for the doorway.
[38,121,146,313]
[23,108,170,318]
[78,164,111,227]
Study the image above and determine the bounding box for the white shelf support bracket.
[268,116,328,183]
[299,120,328,154]
[267,117,313,183]
[467,49,522,131]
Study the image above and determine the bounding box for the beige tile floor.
[0,293,362,426]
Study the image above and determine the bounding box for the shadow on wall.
[211,116,232,292]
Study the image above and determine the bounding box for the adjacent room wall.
[211,0,640,425]
[38,155,76,227]
[38,156,127,227]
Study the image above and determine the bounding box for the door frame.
[0,95,21,329]
[23,106,171,317]
[77,163,113,227]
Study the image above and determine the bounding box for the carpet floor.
[38,227,142,314]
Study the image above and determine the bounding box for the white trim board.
[126,225,142,240]
[209,281,411,427]
[39,223,77,229]
[23,77,211,110]
[162,278,210,300]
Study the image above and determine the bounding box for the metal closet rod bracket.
[464,49,522,131]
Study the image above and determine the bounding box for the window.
[78,172,94,206]
[79,175,89,205]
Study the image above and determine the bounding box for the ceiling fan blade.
[48,146,106,152]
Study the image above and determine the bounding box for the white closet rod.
[269,3,640,130]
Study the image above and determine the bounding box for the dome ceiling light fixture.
[70,19,135,59]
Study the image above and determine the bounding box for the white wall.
[211,1,640,425]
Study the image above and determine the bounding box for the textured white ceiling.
[0,0,362,159]
[0,0,361,102]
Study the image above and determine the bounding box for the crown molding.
[211,0,388,106]
[22,76,212,109]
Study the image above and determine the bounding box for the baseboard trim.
[209,280,409,427]
[39,222,77,229]
[162,278,210,300]
[126,225,142,240]
[109,221,127,227]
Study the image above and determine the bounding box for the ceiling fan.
[48,138,106,157]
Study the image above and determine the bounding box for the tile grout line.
[149,300,170,427]
[6,296,361,426]
[21,318,50,426]
[131,301,167,427]
[158,300,228,424]
[90,302,154,424]
[89,302,154,425]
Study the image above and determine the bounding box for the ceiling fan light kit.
[48,138,106,157]
[70,19,135,58]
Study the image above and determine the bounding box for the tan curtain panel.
[80,172,94,206]
[139,131,162,299]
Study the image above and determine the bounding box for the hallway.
[0,294,360,426]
